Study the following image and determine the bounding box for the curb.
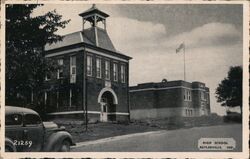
[72,130,167,148]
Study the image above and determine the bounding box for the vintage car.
[5,106,75,152]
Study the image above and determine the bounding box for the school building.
[129,80,211,120]
[44,5,132,122]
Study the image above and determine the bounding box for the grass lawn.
[54,120,160,143]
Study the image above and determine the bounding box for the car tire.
[59,140,70,152]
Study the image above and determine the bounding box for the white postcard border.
[1,0,249,158]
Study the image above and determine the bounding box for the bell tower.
[79,4,109,46]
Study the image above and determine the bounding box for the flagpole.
[183,42,186,81]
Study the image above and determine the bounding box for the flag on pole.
[176,43,185,53]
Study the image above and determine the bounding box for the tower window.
[57,59,63,79]
[87,55,93,76]
[113,63,118,81]
[96,58,102,78]
[70,56,76,83]
[105,60,110,80]
[121,64,126,83]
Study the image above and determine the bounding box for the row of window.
[58,57,77,82]
[87,55,126,83]
[183,90,209,102]
[44,89,77,108]
[46,55,126,83]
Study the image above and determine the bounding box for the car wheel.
[59,140,70,152]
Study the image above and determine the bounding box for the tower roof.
[45,4,132,61]
[79,4,109,18]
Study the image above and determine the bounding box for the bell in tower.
[79,4,110,46]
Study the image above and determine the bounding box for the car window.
[5,114,23,126]
[24,114,42,126]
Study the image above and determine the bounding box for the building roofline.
[45,30,132,60]
[130,80,189,86]
[130,80,209,90]
[45,41,132,60]
[85,42,132,60]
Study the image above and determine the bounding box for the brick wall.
[129,81,211,119]
[44,48,130,121]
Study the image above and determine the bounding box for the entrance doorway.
[100,91,116,122]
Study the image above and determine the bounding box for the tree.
[6,4,70,108]
[215,66,242,116]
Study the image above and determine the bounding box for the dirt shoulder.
[55,121,160,143]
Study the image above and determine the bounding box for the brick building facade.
[44,5,132,122]
[129,80,210,120]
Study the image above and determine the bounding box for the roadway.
[72,124,242,152]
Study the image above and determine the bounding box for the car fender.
[5,137,17,152]
[43,131,74,152]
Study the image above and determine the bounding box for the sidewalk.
[73,130,167,148]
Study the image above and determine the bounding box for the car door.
[5,113,24,151]
[22,113,44,152]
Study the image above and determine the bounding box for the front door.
[100,102,108,122]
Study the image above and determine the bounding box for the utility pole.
[83,48,88,131]
[183,43,186,81]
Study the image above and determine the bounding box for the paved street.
[71,124,242,152]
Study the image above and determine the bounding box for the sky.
[33,3,243,115]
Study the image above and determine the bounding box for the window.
[184,89,191,101]
[57,59,63,79]
[56,91,59,108]
[96,58,102,78]
[105,60,110,80]
[87,55,93,76]
[201,91,206,101]
[113,63,118,81]
[69,89,72,107]
[58,59,63,65]
[188,90,191,101]
[70,56,76,83]
[121,64,126,83]
[206,93,209,101]
[185,109,193,117]
[6,114,22,126]
[45,73,51,81]
[70,89,77,107]
[24,114,42,125]
[57,90,68,108]
[44,91,47,105]
[69,89,77,107]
